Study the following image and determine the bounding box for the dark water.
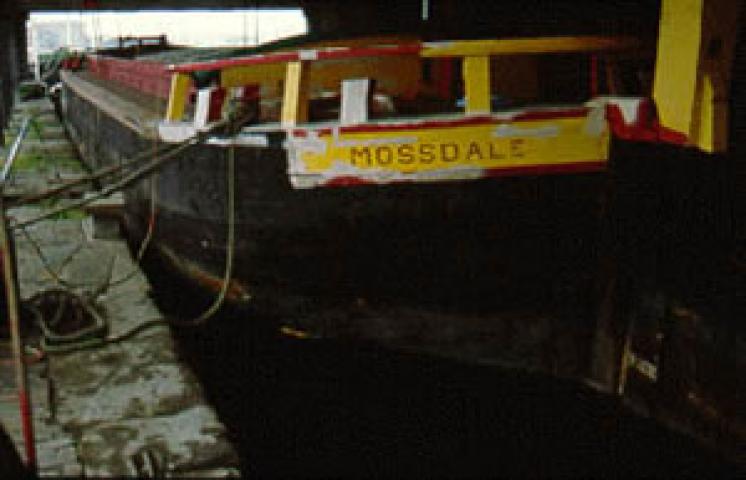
[176,319,742,477]
[140,255,741,478]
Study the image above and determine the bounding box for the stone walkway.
[1,97,240,477]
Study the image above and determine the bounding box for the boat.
[57,33,684,308]
[45,4,746,470]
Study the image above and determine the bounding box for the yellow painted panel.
[219,35,420,98]
[291,117,609,181]
[654,0,741,153]
[689,0,741,152]
[220,55,422,100]
[221,63,287,90]
[463,56,491,114]
[653,0,703,138]
[165,73,191,121]
[691,73,715,152]
[281,61,309,126]
[308,56,421,99]
[422,36,640,58]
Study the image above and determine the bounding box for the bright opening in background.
[29,9,308,53]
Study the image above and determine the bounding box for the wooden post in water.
[0,116,37,472]
[0,194,37,472]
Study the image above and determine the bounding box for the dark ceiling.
[15,1,663,41]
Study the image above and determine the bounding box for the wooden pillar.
[165,73,191,122]
[15,11,29,80]
[653,0,741,152]
[0,12,12,137]
[732,9,746,243]
[7,17,19,102]
[0,44,7,139]
[281,61,310,127]
[0,2,21,135]
[462,55,491,114]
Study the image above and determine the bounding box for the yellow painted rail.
[164,35,641,124]
[421,36,641,57]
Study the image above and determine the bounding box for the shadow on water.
[179,319,743,477]
[139,254,741,478]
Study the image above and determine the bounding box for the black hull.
[61,75,605,308]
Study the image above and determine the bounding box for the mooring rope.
[25,144,237,353]
[10,147,155,207]
[12,101,252,350]
[19,146,238,357]
[177,144,237,326]
[73,84,186,296]
[98,129,162,291]
[11,136,200,230]
[17,225,86,291]
[9,111,245,229]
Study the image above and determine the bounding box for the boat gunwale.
[166,35,643,74]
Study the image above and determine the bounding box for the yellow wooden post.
[690,0,740,152]
[653,0,703,141]
[421,36,640,58]
[462,55,491,114]
[165,73,191,122]
[653,0,741,152]
[281,61,310,127]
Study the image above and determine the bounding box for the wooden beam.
[690,0,741,152]
[422,36,641,58]
[171,36,638,76]
[653,0,741,153]
[281,61,309,127]
[653,0,704,144]
[463,56,491,114]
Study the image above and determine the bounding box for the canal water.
[141,256,740,477]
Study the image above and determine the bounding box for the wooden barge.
[58,34,688,308]
[49,1,746,470]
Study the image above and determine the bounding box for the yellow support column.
[690,0,741,152]
[281,61,310,127]
[653,0,741,152]
[462,55,491,115]
[653,0,703,138]
[165,73,191,122]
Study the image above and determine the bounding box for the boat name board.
[287,115,609,188]
[348,139,529,167]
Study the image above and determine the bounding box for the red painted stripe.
[297,108,589,137]
[511,108,589,122]
[171,52,300,73]
[605,103,688,146]
[434,58,456,99]
[318,161,606,188]
[170,43,422,73]
[590,54,599,97]
[656,127,688,145]
[85,55,172,99]
[315,43,421,61]
[18,390,37,469]
[483,161,607,177]
[327,115,494,135]
[323,176,377,187]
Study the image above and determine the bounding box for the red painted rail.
[165,36,640,74]
[168,43,423,74]
[87,55,172,99]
